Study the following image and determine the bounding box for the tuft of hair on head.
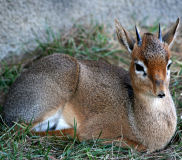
[115,18,180,55]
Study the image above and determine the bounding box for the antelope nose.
[158,91,165,98]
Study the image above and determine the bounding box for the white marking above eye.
[167,59,172,69]
[167,59,172,77]
[134,60,147,78]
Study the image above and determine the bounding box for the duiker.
[3,18,179,152]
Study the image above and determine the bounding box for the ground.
[0,23,182,159]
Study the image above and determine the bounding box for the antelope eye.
[134,61,147,76]
[135,63,144,72]
[167,62,172,70]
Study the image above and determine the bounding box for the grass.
[0,22,182,159]
[0,63,22,93]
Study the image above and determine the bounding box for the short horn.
[135,26,142,46]
[158,23,162,42]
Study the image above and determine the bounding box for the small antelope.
[3,18,179,152]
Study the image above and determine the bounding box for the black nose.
[158,93,165,98]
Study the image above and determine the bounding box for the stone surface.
[0,0,182,60]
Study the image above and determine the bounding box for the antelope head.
[115,18,179,98]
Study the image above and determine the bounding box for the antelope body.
[3,18,179,152]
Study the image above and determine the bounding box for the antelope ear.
[163,18,180,47]
[115,19,135,53]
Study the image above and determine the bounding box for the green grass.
[0,23,182,159]
[0,63,22,93]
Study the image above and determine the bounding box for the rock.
[0,0,181,61]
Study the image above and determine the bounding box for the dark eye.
[135,63,144,72]
[167,63,172,70]
[135,63,147,76]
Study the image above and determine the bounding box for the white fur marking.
[151,97,164,110]
[135,60,147,79]
[56,117,71,130]
[167,70,170,78]
[167,59,172,78]
[32,110,71,131]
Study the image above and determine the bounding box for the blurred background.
[0,0,182,61]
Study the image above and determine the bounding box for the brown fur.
[3,19,179,152]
